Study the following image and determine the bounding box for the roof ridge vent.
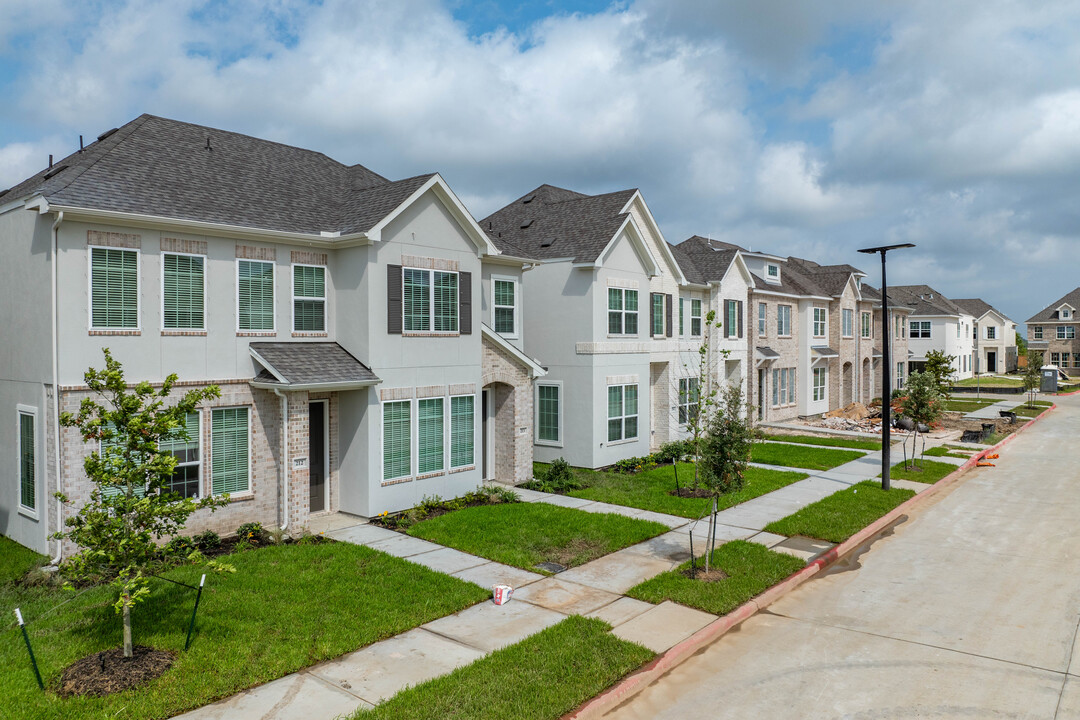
[97,127,119,142]
[522,194,535,204]
[43,164,68,180]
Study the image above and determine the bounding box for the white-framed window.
[536,383,562,445]
[607,288,638,335]
[17,406,36,515]
[895,315,906,339]
[842,309,854,338]
[651,293,665,337]
[678,377,699,425]
[679,298,685,337]
[162,251,206,330]
[812,307,826,337]
[957,321,962,338]
[758,302,767,337]
[1063,308,1073,319]
[160,411,202,499]
[724,300,739,339]
[766,263,780,281]
[492,277,517,337]
[777,305,792,337]
[1057,325,1075,339]
[771,368,796,407]
[382,399,412,482]
[910,321,931,339]
[861,311,872,338]
[292,263,327,333]
[1051,352,1061,366]
[690,299,702,336]
[89,245,140,330]
[986,326,997,340]
[211,407,250,496]
[897,362,905,388]
[417,398,445,475]
[812,368,826,402]
[450,395,475,469]
[237,259,275,332]
[607,384,638,442]
[404,268,458,333]
[1034,326,1043,340]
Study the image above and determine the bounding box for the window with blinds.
[402,268,458,333]
[292,264,326,332]
[162,253,205,329]
[652,293,665,336]
[433,272,458,332]
[537,385,560,443]
[494,279,516,334]
[383,400,411,480]
[418,398,444,474]
[18,411,34,511]
[690,299,702,336]
[403,269,430,331]
[238,260,274,331]
[91,247,139,328]
[607,384,638,442]
[211,408,249,495]
[450,395,474,468]
[160,412,201,498]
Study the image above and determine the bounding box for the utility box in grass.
[1041,365,1059,393]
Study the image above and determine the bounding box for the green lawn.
[759,433,883,451]
[3,543,488,720]
[882,459,959,484]
[924,446,971,459]
[0,536,47,584]
[407,503,668,572]
[626,540,805,616]
[750,442,865,471]
[943,399,995,412]
[764,481,915,543]
[566,462,808,519]
[361,616,653,720]
[1012,404,1050,418]
[954,375,1023,387]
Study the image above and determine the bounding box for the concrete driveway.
[604,396,1080,719]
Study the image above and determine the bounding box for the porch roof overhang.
[755,346,780,361]
[811,346,839,358]
[481,324,547,379]
[249,342,381,391]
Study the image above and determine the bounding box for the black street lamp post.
[858,243,915,491]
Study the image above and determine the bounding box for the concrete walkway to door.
[603,394,1080,719]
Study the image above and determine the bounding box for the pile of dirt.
[681,566,729,582]
[824,402,871,420]
[669,487,713,499]
[937,414,1026,439]
[59,646,175,697]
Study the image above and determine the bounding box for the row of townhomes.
[1026,288,1080,374]
[0,115,1012,556]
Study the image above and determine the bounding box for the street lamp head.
[858,243,916,255]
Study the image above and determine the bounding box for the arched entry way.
[482,381,516,482]
[862,358,872,403]
[842,362,853,406]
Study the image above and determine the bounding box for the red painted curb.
[567,404,1057,719]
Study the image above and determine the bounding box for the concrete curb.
[566,402,1058,720]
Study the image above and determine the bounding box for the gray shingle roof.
[480,184,637,263]
[887,285,966,317]
[671,236,738,285]
[1026,288,1080,323]
[0,114,438,237]
[952,298,1013,323]
[786,256,866,297]
[249,342,379,388]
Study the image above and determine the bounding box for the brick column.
[284,391,311,531]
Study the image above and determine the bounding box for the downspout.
[273,388,290,531]
[50,211,64,565]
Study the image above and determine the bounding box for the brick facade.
[481,335,535,485]
[748,293,802,422]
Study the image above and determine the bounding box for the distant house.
[888,285,976,380]
[1025,288,1080,376]
[952,298,1018,373]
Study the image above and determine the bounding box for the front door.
[309,401,327,513]
[757,369,766,421]
[986,351,997,374]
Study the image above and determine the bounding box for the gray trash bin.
[1041,365,1059,393]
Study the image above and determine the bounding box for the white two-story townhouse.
[483,185,737,469]
[0,115,543,557]
[953,298,1018,374]
[890,285,976,380]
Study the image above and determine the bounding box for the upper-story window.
[1063,308,1073,319]
[1058,325,1076,339]
[608,288,638,335]
[690,299,702,336]
[238,260,275,331]
[162,252,206,330]
[404,268,457,333]
[293,264,327,333]
[842,309,854,338]
[812,307,826,337]
[1034,326,1043,340]
[956,321,962,338]
[765,263,780,283]
[493,278,517,336]
[777,305,792,337]
[90,246,139,329]
[758,302,767,337]
[973,324,978,340]
[651,293,665,337]
[895,315,906,339]
[679,298,685,336]
[723,300,742,339]
[910,321,931,339]
[861,311,872,338]
[986,326,996,340]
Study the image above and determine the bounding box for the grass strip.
[943,399,995,412]
[567,463,807,519]
[759,433,882,451]
[764,481,915,543]
[0,536,47,584]
[2,543,487,720]
[881,459,961,484]
[750,442,865,471]
[924,446,970,459]
[361,616,653,720]
[626,540,805,616]
[954,376,1023,387]
[407,503,668,571]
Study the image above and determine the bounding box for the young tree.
[897,370,944,469]
[922,349,957,400]
[1022,346,1043,407]
[56,349,227,658]
[697,382,753,572]
[678,309,728,489]
[1015,331,1027,356]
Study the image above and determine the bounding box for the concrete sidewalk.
[963,398,1024,419]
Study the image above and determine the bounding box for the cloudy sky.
[2,0,1078,327]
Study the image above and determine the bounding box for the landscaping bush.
[163,535,196,558]
[374,487,522,530]
[193,529,221,553]
[236,521,266,544]
[523,458,585,493]
[654,440,691,463]
[611,454,657,473]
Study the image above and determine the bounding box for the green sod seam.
[750,442,865,471]
[759,433,881,451]
[764,481,915,543]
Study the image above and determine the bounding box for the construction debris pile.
[813,402,887,433]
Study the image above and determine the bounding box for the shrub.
[164,535,196,558]
[522,458,584,493]
[612,454,657,473]
[193,529,221,553]
[655,440,691,463]
[236,521,266,544]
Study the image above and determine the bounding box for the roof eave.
[250,379,381,391]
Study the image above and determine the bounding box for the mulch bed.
[681,567,728,582]
[59,645,175,697]
[370,497,505,532]
[669,487,713,499]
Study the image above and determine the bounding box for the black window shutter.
[650,293,658,336]
[387,265,402,334]
[737,300,744,338]
[459,271,472,334]
[723,299,730,337]
[665,294,673,337]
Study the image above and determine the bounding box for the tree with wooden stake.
[677,309,728,491]
[1022,346,1043,408]
[55,349,228,659]
[697,382,753,573]
[897,370,944,470]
